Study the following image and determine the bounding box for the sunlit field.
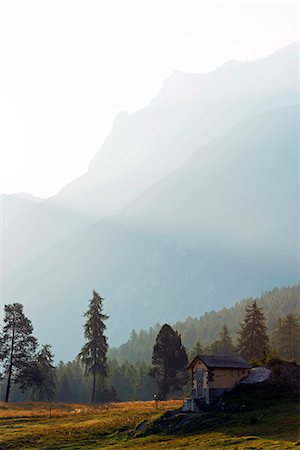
[0,400,179,449]
[0,398,299,449]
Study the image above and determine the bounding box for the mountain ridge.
[3,42,297,277]
[3,104,298,360]
[1,192,42,231]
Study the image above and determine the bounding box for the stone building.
[185,354,251,410]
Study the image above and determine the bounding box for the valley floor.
[0,399,298,449]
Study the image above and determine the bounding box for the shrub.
[266,356,284,366]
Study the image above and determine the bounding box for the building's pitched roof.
[187,354,251,370]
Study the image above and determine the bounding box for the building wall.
[191,360,250,391]
[210,368,250,389]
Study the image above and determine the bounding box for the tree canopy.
[272,313,300,361]
[109,284,299,365]
[150,324,188,400]
[237,301,269,361]
[211,325,235,355]
[0,303,37,402]
[18,344,56,401]
[78,290,109,402]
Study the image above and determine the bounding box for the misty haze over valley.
[1,42,299,361]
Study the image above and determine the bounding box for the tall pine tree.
[150,324,188,400]
[0,303,37,402]
[78,290,108,402]
[237,301,269,361]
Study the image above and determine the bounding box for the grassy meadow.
[0,395,299,450]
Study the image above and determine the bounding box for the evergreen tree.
[78,290,109,402]
[271,317,284,355]
[0,303,37,402]
[279,314,300,361]
[108,284,300,366]
[150,324,188,400]
[134,360,156,401]
[236,301,269,361]
[18,344,56,401]
[188,341,203,361]
[211,325,235,355]
[56,371,73,403]
[96,385,119,402]
[68,360,90,403]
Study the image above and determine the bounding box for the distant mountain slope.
[122,105,297,258]
[1,193,42,231]
[109,284,300,364]
[43,42,300,216]
[3,42,298,274]
[4,105,298,361]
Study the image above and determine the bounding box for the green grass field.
[0,393,299,450]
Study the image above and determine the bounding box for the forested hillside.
[109,284,300,364]
[2,283,299,404]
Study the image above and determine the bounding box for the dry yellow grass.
[0,399,181,417]
[0,399,298,449]
[0,400,182,449]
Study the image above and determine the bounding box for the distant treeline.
[109,284,300,364]
[5,358,157,403]
[1,283,299,404]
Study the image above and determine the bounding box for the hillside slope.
[1,193,42,231]
[3,43,297,274]
[109,284,300,364]
[3,105,298,360]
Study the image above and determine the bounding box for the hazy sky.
[0,0,298,197]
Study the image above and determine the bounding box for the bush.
[266,356,284,366]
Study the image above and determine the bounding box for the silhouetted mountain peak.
[112,111,130,130]
[11,192,43,202]
[156,41,297,102]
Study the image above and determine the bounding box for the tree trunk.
[5,321,15,403]
[162,364,167,400]
[91,372,96,403]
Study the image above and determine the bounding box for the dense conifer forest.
[1,283,299,403]
[109,284,300,363]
